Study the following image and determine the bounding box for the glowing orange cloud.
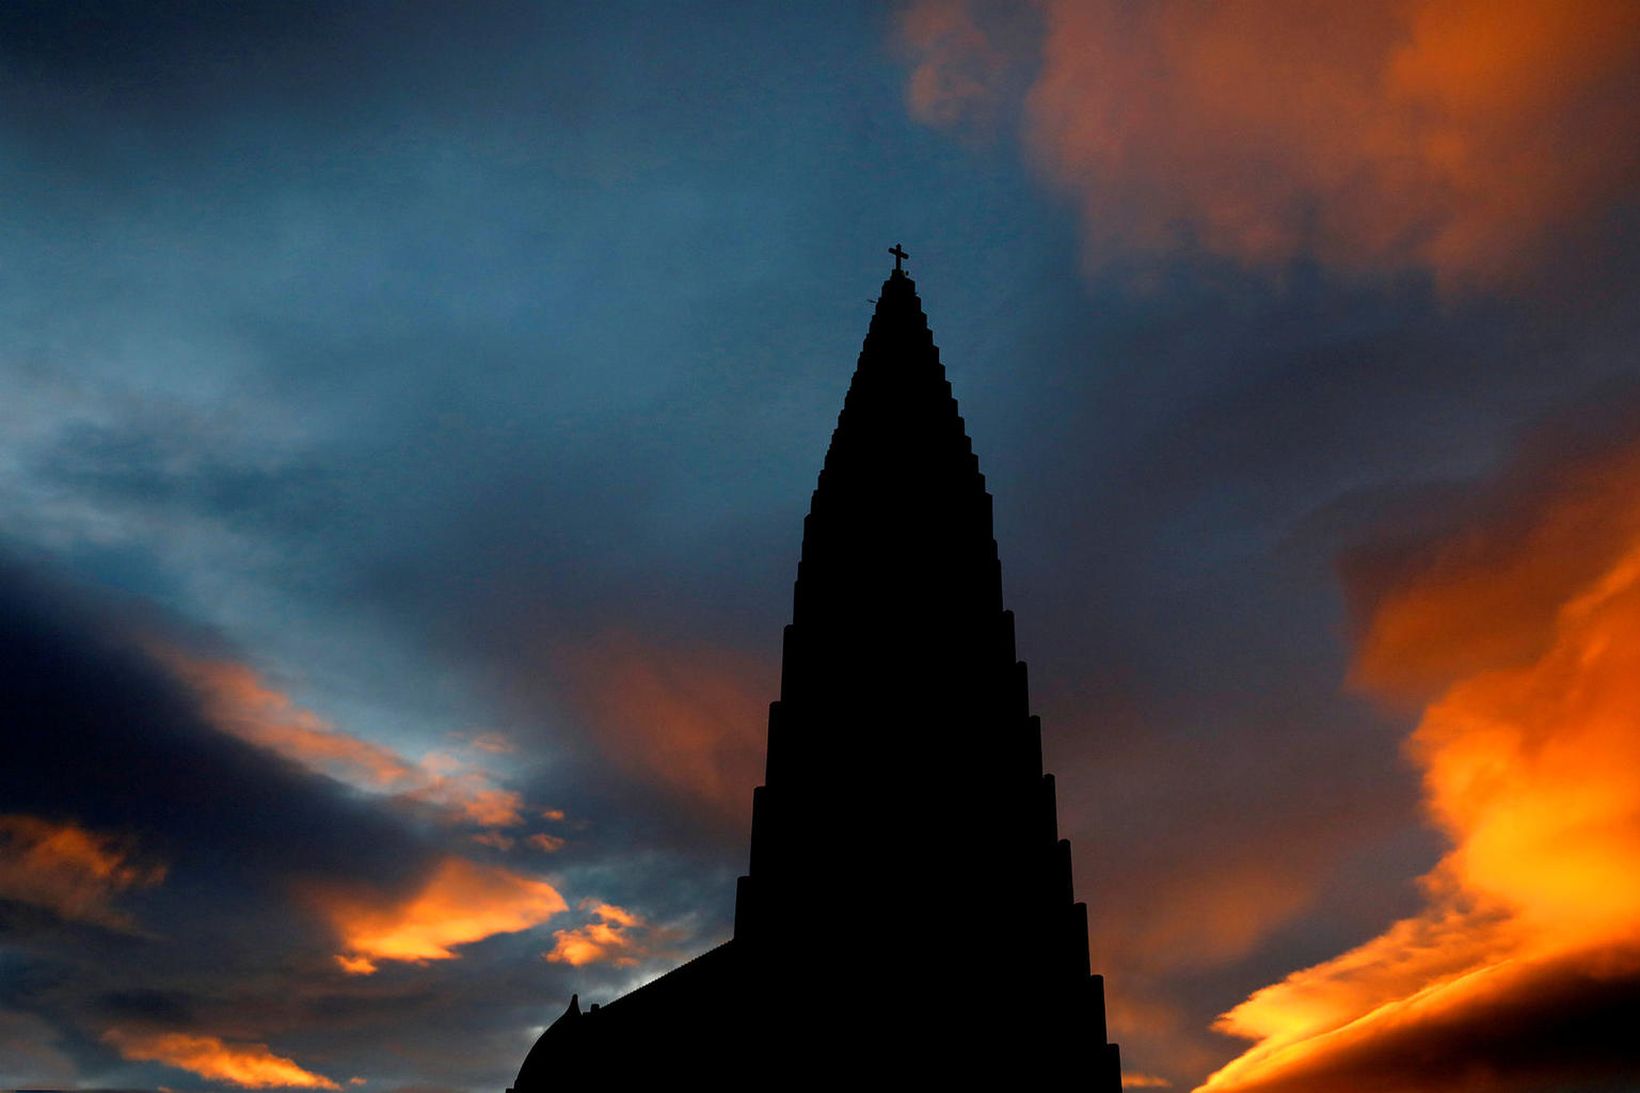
[559,633,769,821]
[153,649,524,829]
[527,833,566,853]
[1123,1075,1172,1090]
[102,1028,338,1089]
[0,815,165,930]
[544,901,667,969]
[903,0,1640,287]
[1200,434,1640,1090]
[322,856,567,973]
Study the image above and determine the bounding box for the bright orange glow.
[1201,441,1640,1090]
[544,902,653,968]
[154,649,524,829]
[903,0,1640,287]
[102,1028,338,1089]
[559,633,769,820]
[1123,1074,1173,1089]
[0,814,165,929]
[321,857,567,972]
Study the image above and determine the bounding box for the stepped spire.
[511,254,1122,1092]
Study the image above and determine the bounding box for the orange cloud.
[558,633,769,821]
[321,856,567,973]
[0,815,165,929]
[903,0,1640,287]
[466,731,515,755]
[154,649,524,829]
[1201,433,1640,1090]
[1123,1075,1172,1090]
[102,1028,338,1089]
[544,901,668,969]
[1103,851,1318,980]
[410,749,526,828]
[901,0,1008,133]
[1347,435,1640,703]
[526,833,566,853]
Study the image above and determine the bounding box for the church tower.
[512,253,1122,1089]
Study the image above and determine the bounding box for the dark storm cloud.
[0,549,423,891]
[0,549,636,1090]
[0,549,416,1082]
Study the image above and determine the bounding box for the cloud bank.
[1201,417,1640,1090]
[904,0,1640,287]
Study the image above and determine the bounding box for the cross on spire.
[889,243,909,272]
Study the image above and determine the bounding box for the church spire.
[511,252,1122,1092]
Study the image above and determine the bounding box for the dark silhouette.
[511,256,1122,1089]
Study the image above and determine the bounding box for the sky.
[2,2,1638,1090]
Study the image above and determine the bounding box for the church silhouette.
[511,251,1122,1089]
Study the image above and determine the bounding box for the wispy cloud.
[544,901,674,969]
[102,1028,339,1089]
[319,856,567,974]
[154,648,525,829]
[555,632,769,822]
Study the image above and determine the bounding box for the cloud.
[903,0,1640,287]
[0,550,433,912]
[0,1009,78,1089]
[1123,1075,1172,1090]
[543,902,670,969]
[526,833,566,854]
[901,0,1009,133]
[1345,424,1640,704]
[466,732,514,755]
[321,856,567,974]
[102,1027,339,1089]
[154,648,525,829]
[554,632,769,823]
[0,814,165,930]
[1201,422,1640,1090]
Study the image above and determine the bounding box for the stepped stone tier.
[511,259,1122,1089]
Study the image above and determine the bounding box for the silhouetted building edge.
[510,257,1122,1090]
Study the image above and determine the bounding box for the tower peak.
[509,256,1122,1092]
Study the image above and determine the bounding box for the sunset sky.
[3,3,1639,1090]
